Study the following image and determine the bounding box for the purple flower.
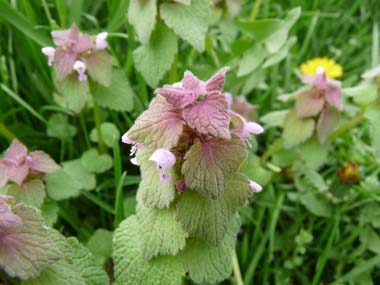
[249,180,262,193]
[73,60,87,81]
[0,139,60,186]
[121,134,144,165]
[94,32,109,50]
[149,149,176,182]
[231,112,264,146]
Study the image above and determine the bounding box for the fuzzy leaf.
[137,204,187,260]
[299,137,328,170]
[62,159,96,191]
[160,0,209,52]
[176,173,252,245]
[237,44,267,77]
[317,107,339,144]
[300,192,332,218]
[46,168,81,200]
[56,74,89,113]
[182,136,246,199]
[183,92,230,139]
[136,149,178,208]
[85,50,112,87]
[93,69,135,112]
[81,149,113,174]
[134,22,177,87]
[127,96,183,150]
[90,122,120,148]
[295,90,325,118]
[47,114,77,141]
[282,109,315,148]
[41,200,59,227]
[7,179,45,208]
[128,0,157,44]
[86,229,113,262]
[180,217,240,283]
[113,216,185,285]
[0,204,60,280]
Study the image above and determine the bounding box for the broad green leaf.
[113,216,185,285]
[300,192,331,218]
[243,153,272,186]
[237,44,267,77]
[62,159,96,191]
[176,173,252,245]
[86,229,113,263]
[264,7,301,53]
[81,149,113,174]
[282,110,315,148]
[160,0,209,52]
[137,204,188,260]
[365,106,380,155]
[237,19,282,41]
[134,22,178,87]
[46,169,81,200]
[180,217,240,283]
[128,0,157,44]
[0,205,60,280]
[260,110,288,128]
[126,96,183,150]
[41,200,59,227]
[262,36,296,68]
[7,179,45,208]
[303,168,328,192]
[47,114,77,141]
[93,69,135,112]
[182,136,246,199]
[136,149,178,208]
[85,50,112,87]
[56,74,89,113]
[343,84,378,105]
[90,122,120,148]
[360,226,380,254]
[299,137,328,170]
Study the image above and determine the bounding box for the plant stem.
[91,93,106,153]
[232,250,244,285]
[0,123,15,142]
[250,0,263,21]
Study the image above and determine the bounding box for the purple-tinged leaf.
[325,88,343,111]
[54,50,77,80]
[155,85,195,109]
[85,50,112,87]
[182,136,246,199]
[204,67,229,93]
[317,107,340,144]
[3,139,27,166]
[183,92,230,139]
[7,179,46,208]
[126,96,184,150]
[295,90,325,118]
[29,151,60,174]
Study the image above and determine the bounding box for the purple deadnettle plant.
[114,67,264,284]
[42,24,110,85]
[0,139,60,208]
[281,66,343,146]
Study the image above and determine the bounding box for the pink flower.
[0,139,60,186]
[249,180,262,193]
[231,112,264,146]
[95,32,109,50]
[149,149,176,182]
[41,47,55,66]
[73,60,87,81]
[121,134,144,165]
[301,67,342,112]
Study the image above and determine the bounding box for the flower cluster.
[122,67,263,192]
[0,139,60,187]
[42,24,110,85]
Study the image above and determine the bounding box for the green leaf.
[7,179,45,208]
[160,0,209,52]
[264,7,301,53]
[237,44,267,77]
[137,204,187,260]
[136,149,178,208]
[182,136,246,199]
[303,168,328,192]
[62,159,96,191]
[81,149,113,174]
[365,106,380,155]
[0,0,52,46]
[86,229,113,263]
[300,192,332,218]
[180,217,240,283]
[237,19,282,41]
[263,36,296,68]
[243,153,272,186]
[47,114,77,141]
[134,22,178,87]
[0,205,60,280]
[41,200,59,227]
[85,50,112,87]
[46,169,82,201]
[360,226,380,254]
[260,110,288,128]
[56,74,89,113]
[299,137,328,170]
[93,69,135,112]
[113,216,185,285]
[90,122,120,148]
[282,110,315,148]
[176,173,252,245]
[128,0,157,44]
[343,84,378,105]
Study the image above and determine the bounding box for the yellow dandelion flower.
[300,57,343,79]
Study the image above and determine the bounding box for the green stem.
[249,0,263,21]
[41,0,54,29]
[0,123,15,142]
[91,93,106,153]
[232,250,244,285]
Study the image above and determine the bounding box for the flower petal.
[149,149,176,171]
[249,180,262,192]
[54,50,77,80]
[28,151,60,174]
[3,139,27,166]
[183,92,230,139]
